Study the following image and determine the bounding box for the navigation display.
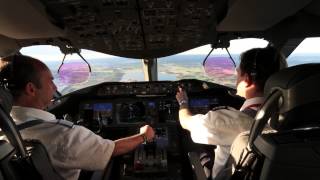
[116,101,157,124]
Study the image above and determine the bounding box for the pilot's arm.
[112,125,155,156]
[176,88,255,146]
[176,87,194,130]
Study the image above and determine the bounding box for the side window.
[288,38,320,67]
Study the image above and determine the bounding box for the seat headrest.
[0,86,13,114]
[264,63,320,130]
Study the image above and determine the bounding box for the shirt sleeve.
[55,125,115,171]
[188,107,254,146]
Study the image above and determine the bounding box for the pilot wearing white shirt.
[0,55,155,180]
[176,46,287,179]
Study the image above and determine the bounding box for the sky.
[20,38,320,62]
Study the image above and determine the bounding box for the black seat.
[0,86,64,180]
[229,64,320,180]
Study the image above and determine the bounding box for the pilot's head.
[236,46,287,98]
[0,55,57,110]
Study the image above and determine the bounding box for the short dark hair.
[0,55,45,97]
[239,46,287,91]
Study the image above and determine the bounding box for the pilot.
[0,54,155,180]
[176,46,287,179]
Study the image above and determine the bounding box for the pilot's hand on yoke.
[140,125,155,142]
[176,87,189,108]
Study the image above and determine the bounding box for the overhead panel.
[38,0,223,58]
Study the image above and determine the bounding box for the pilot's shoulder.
[207,106,251,120]
[210,106,238,112]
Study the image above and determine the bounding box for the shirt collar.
[11,106,57,125]
[240,97,264,111]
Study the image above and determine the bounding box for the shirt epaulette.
[211,106,229,111]
[56,119,74,128]
[18,119,74,131]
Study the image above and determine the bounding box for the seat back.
[230,64,320,180]
[0,86,63,180]
[254,128,320,180]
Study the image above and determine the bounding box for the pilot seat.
[0,86,64,180]
[228,63,320,180]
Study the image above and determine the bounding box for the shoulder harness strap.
[0,119,74,136]
[241,108,257,118]
[19,119,74,129]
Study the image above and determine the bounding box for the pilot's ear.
[25,82,37,96]
[244,73,253,87]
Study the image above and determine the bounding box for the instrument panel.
[95,80,211,96]
[53,80,242,179]
[78,97,220,127]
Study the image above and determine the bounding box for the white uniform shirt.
[188,97,264,179]
[10,106,115,180]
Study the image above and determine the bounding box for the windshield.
[20,38,268,95]
[158,38,268,87]
[21,46,144,94]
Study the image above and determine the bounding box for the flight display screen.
[93,103,113,111]
[189,98,219,114]
[79,97,219,125]
[189,99,210,108]
[81,102,113,126]
[116,101,157,124]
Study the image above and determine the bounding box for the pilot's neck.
[13,98,45,110]
[244,88,263,99]
[237,83,263,99]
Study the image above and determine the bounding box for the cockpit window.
[20,45,143,94]
[20,39,268,95]
[158,38,268,88]
[288,37,320,67]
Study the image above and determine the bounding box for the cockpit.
[1,0,320,179]
[49,79,243,179]
[11,38,319,180]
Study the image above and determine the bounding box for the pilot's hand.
[176,87,188,106]
[140,125,155,142]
